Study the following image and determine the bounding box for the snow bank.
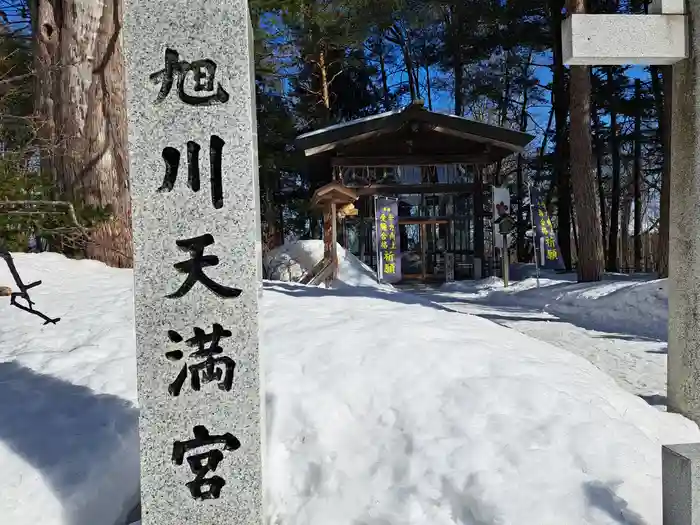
[0,253,138,525]
[441,268,668,340]
[264,282,698,525]
[1,254,695,525]
[264,240,391,290]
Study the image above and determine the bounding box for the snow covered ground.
[0,253,696,525]
[0,254,139,525]
[430,267,670,406]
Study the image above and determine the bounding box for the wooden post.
[421,222,427,280]
[474,167,485,261]
[331,202,338,279]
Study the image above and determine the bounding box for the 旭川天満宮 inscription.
[171,425,242,500]
[167,234,242,299]
[150,48,230,106]
[165,323,236,397]
[159,135,226,209]
[123,0,262,522]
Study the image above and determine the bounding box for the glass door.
[399,223,423,278]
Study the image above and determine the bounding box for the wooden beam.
[331,155,492,166]
[355,183,476,196]
[398,218,449,225]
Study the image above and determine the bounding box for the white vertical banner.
[540,236,546,266]
[492,186,511,249]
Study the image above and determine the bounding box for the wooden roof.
[310,182,358,209]
[296,100,535,164]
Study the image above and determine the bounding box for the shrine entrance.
[399,218,449,282]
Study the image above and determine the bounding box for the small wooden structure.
[310,182,359,284]
[297,100,535,282]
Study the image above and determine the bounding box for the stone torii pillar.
[562,0,700,423]
[668,0,700,423]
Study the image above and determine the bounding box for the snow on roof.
[296,108,403,140]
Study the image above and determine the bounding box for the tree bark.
[450,4,464,116]
[655,66,671,277]
[621,177,633,270]
[633,78,643,272]
[32,0,132,268]
[318,47,331,115]
[591,98,607,260]
[550,0,572,271]
[377,41,390,109]
[516,53,531,261]
[606,68,621,272]
[645,0,669,276]
[566,0,604,282]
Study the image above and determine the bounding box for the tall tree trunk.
[318,47,331,118]
[516,53,531,261]
[550,0,572,270]
[655,66,671,277]
[567,0,605,282]
[606,68,621,272]
[378,42,390,109]
[621,179,633,270]
[494,50,512,185]
[33,0,132,268]
[424,48,433,110]
[591,99,608,260]
[645,0,669,276]
[633,78,643,272]
[450,4,464,116]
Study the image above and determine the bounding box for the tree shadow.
[583,480,648,525]
[428,279,667,342]
[0,360,139,525]
[266,281,464,315]
[468,312,555,323]
[646,346,667,355]
[638,393,667,407]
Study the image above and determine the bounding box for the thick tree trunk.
[566,0,604,282]
[550,0,572,271]
[606,68,621,272]
[32,0,132,268]
[591,92,608,261]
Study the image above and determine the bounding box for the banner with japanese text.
[531,188,565,271]
[375,198,402,283]
[492,186,511,249]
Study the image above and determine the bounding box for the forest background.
[0,0,670,283]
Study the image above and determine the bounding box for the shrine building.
[296,100,535,282]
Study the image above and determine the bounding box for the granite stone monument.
[122,0,262,523]
[663,444,700,524]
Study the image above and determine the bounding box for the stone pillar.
[669,0,700,424]
[122,0,262,523]
[663,444,700,524]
